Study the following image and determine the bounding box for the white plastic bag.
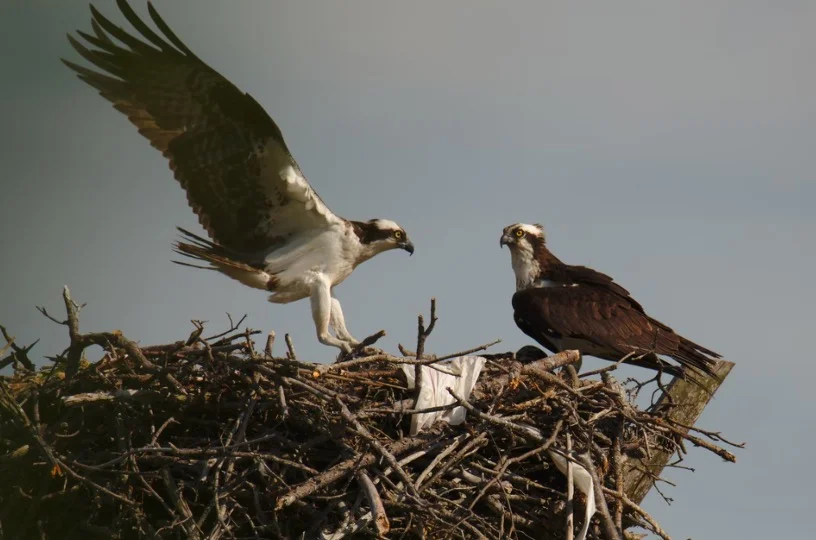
[548,450,597,540]
[401,356,486,436]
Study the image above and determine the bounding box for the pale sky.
[1,1,814,537]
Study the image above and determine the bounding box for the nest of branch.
[0,290,740,539]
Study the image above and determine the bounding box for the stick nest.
[0,291,740,539]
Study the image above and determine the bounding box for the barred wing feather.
[62,0,341,252]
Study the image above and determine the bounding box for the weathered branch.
[624,359,736,504]
[275,435,434,510]
[0,325,37,371]
[357,471,389,536]
[0,293,738,539]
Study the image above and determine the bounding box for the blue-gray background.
[1,1,813,537]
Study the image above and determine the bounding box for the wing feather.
[512,285,719,377]
[63,0,341,252]
[560,264,644,311]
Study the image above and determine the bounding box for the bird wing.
[512,285,657,356]
[512,285,720,377]
[63,0,342,253]
[559,264,643,310]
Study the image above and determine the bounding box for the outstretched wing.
[63,0,341,252]
[512,285,719,376]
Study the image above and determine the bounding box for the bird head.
[354,219,414,260]
[500,223,545,250]
[500,223,546,289]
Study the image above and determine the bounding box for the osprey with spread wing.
[63,0,414,353]
[500,223,721,380]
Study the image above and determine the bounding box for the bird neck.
[348,220,394,266]
[510,241,540,290]
[354,241,392,265]
[511,244,564,291]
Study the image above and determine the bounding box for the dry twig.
[0,291,738,539]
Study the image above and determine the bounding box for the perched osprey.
[63,1,414,353]
[500,223,721,379]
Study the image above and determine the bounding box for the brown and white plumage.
[63,1,414,353]
[500,223,721,379]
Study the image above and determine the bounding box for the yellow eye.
[515,229,524,237]
[394,231,403,239]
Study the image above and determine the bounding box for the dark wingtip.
[88,3,104,21]
[146,0,197,57]
[60,57,85,75]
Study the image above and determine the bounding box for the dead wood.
[0,292,740,539]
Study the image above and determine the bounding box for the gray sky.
[1,1,814,537]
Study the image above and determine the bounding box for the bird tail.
[619,354,686,379]
[673,336,723,381]
[638,314,723,383]
[172,228,274,291]
[622,351,720,394]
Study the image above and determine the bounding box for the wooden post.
[623,360,735,504]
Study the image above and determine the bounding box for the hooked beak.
[400,240,415,256]
[500,233,513,248]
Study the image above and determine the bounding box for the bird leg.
[330,297,360,346]
[310,278,353,353]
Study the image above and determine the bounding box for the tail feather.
[171,259,215,271]
[673,336,723,382]
[679,336,722,362]
[621,353,685,379]
[171,228,274,291]
[644,315,723,382]
[172,227,256,270]
[631,351,720,392]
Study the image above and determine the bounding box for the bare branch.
[0,290,737,539]
[357,471,389,536]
